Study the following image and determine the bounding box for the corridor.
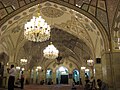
[0,85,83,90]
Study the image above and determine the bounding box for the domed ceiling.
[0,0,110,69]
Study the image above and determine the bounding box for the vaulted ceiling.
[0,0,119,70]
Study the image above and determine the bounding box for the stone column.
[9,55,15,63]
[101,52,113,90]
[25,70,30,84]
[68,70,72,85]
[33,70,36,84]
[101,51,120,90]
[52,71,56,84]
[80,69,85,86]
[94,64,102,80]
[4,65,9,88]
[89,67,93,77]
[110,52,120,90]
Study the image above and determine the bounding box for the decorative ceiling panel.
[0,0,117,66]
[41,7,64,18]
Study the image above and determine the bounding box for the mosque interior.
[0,0,120,90]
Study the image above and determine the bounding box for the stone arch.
[0,0,109,63]
[0,0,109,50]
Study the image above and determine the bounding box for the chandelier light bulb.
[43,42,59,59]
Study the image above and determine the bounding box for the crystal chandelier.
[20,59,27,65]
[24,5,51,42]
[43,42,59,59]
[87,59,94,66]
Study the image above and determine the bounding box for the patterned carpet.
[0,84,83,90]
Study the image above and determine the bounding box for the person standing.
[8,64,16,90]
[85,73,89,84]
[20,71,24,89]
[90,76,96,90]
[84,80,91,90]
[97,79,109,90]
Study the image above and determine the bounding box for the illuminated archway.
[73,69,80,85]
[56,66,68,84]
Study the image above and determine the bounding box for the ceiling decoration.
[0,2,108,59]
[55,16,91,43]
[41,7,64,18]
[55,56,63,65]
[0,0,118,69]
[15,28,90,68]
[49,56,80,72]
[0,0,110,34]
[112,1,120,50]
[0,1,106,62]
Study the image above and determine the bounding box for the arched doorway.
[85,69,90,78]
[56,66,68,84]
[46,69,52,85]
[73,69,80,85]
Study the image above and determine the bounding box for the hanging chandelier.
[20,58,28,65]
[24,5,51,42]
[87,59,94,66]
[43,42,59,59]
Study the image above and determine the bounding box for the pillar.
[94,64,102,80]
[80,69,85,86]
[4,65,9,88]
[52,71,56,84]
[101,51,120,90]
[69,70,73,85]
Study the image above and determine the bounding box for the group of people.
[97,79,109,90]
[84,76,96,90]
[7,64,24,90]
[84,75,109,90]
[7,64,109,90]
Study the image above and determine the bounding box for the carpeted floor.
[0,84,83,90]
